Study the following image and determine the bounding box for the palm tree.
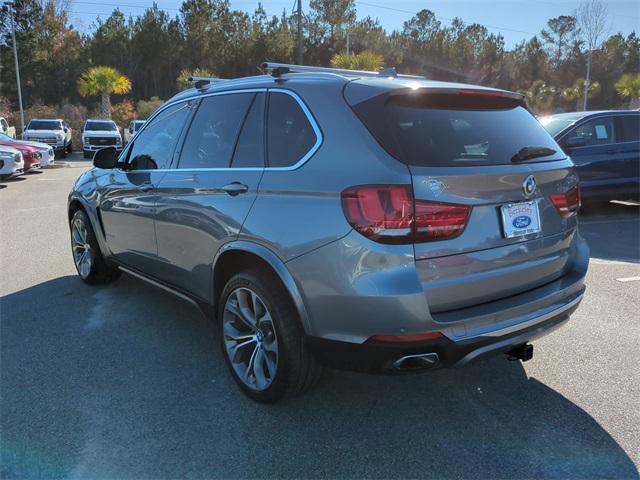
[524,80,557,114]
[330,51,384,71]
[77,66,132,118]
[176,68,216,91]
[561,78,601,111]
[614,73,640,108]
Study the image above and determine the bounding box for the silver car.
[68,63,588,402]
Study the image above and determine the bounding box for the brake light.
[550,184,581,218]
[341,184,471,244]
[369,332,444,343]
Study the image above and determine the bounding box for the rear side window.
[267,92,316,168]
[351,93,565,166]
[127,102,191,170]
[617,115,640,142]
[572,117,615,146]
[179,93,255,169]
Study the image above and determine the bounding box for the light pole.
[583,49,592,111]
[296,0,303,64]
[2,1,25,136]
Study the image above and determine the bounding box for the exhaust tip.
[393,353,439,370]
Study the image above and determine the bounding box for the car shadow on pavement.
[579,202,640,263]
[1,275,638,479]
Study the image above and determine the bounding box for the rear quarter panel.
[240,79,413,261]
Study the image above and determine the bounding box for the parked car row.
[0,131,58,179]
[0,117,148,160]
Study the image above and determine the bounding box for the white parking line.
[616,276,640,283]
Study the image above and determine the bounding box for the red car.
[0,139,41,172]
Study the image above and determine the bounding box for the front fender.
[213,240,312,334]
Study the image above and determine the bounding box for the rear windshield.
[351,92,566,166]
[85,121,117,131]
[27,120,62,130]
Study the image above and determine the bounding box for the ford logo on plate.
[512,215,531,229]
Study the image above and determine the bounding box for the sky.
[67,0,640,48]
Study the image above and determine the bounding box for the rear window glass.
[352,93,566,166]
[267,92,316,168]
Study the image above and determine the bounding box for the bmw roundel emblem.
[523,175,536,197]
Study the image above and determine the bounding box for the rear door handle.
[139,183,154,192]
[222,182,249,196]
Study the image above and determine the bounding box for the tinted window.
[267,92,316,168]
[179,93,254,169]
[572,117,616,146]
[127,102,191,170]
[617,115,640,142]
[352,93,564,166]
[231,93,265,168]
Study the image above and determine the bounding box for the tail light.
[341,184,471,244]
[550,184,581,218]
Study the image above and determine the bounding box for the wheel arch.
[212,241,312,334]
[67,194,110,258]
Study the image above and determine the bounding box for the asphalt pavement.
[1,155,639,479]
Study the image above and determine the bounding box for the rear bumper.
[308,288,583,373]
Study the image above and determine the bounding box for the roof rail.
[188,76,227,90]
[260,62,425,80]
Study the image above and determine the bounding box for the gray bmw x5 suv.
[68,63,588,402]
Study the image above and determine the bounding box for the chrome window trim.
[120,87,323,173]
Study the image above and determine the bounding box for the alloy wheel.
[222,287,279,391]
[71,219,93,279]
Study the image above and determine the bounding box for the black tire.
[67,142,73,154]
[218,268,321,403]
[70,210,120,285]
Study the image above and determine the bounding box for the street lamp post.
[2,1,25,136]
[583,49,592,111]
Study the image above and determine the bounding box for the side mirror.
[128,126,133,134]
[63,127,69,133]
[563,136,587,149]
[93,147,117,169]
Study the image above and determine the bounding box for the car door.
[614,114,640,196]
[98,101,194,274]
[561,115,622,197]
[153,91,265,301]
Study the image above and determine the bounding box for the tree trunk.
[101,92,111,118]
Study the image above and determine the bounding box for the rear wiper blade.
[511,146,557,163]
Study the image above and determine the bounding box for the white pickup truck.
[0,117,16,139]
[81,119,123,158]
[22,118,73,157]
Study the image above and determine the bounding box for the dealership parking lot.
[1,155,639,479]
